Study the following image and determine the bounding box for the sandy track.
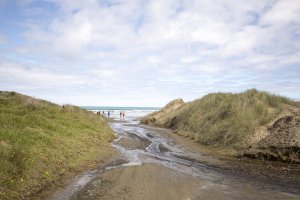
[71,162,299,200]
[72,164,202,200]
[38,120,300,200]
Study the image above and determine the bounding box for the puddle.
[122,161,143,167]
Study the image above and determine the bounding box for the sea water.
[80,106,160,120]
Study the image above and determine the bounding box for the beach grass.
[0,91,115,199]
[153,89,294,149]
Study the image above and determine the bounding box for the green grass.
[152,89,294,149]
[0,91,115,199]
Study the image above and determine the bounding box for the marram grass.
[154,89,294,149]
[0,91,114,199]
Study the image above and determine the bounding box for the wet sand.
[71,163,299,200]
[38,119,300,200]
[141,124,300,194]
[72,164,201,200]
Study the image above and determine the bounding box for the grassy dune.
[148,89,294,149]
[0,92,115,199]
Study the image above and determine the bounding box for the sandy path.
[39,120,300,200]
[72,164,201,200]
[71,162,299,200]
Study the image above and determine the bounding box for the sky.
[0,0,300,107]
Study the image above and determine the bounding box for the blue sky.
[0,0,300,106]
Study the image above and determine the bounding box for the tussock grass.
[0,91,114,199]
[154,89,294,149]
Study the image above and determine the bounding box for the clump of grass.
[153,89,294,149]
[0,92,115,199]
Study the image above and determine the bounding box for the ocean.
[80,106,160,120]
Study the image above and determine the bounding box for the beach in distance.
[80,106,160,119]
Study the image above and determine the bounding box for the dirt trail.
[70,162,299,200]
[39,119,300,200]
[72,164,201,200]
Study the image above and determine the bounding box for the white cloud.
[261,0,300,25]
[53,21,93,58]
[15,0,300,63]
[1,0,300,105]
[0,61,84,87]
[92,68,118,78]
[190,64,222,74]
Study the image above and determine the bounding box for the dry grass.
[152,89,294,149]
[0,91,115,199]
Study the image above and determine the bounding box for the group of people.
[96,111,111,118]
[120,111,125,120]
[96,110,125,119]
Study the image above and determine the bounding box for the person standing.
[122,111,125,119]
[120,111,122,119]
[107,111,110,119]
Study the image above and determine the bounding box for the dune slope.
[141,89,300,163]
[0,91,115,199]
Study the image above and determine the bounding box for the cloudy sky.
[0,0,300,106]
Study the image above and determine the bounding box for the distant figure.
[120,111,122,119]
[62,105,65,112]
[102,111,105,117]
[122,111,125,118]
[107,111,110,118]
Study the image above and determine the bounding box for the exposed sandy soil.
[115,132,151,150]
[71,164,202,200]
[71,163,299,200]
[140,99,184,124]
[244,105,300,163]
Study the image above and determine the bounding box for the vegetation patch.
[141,89,300,162]
[0,91,115,199]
